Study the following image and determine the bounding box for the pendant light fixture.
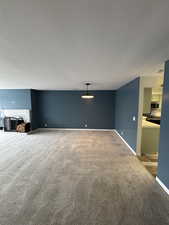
[81,83,94,99]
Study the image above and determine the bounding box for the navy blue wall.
[158,60,169,189]
[36,90,115,129]
[31,89,39,130]
[115,78,140,151]
[0,89,31,109]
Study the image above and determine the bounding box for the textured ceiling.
[0,0,168,90]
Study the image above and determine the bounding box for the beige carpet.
[0,130,169,225]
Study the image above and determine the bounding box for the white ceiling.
[0,0,168,90]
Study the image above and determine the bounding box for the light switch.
[132,116,136,121]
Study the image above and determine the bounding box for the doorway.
[138,86,163,177]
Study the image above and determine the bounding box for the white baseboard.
[114,130,136,155]
[38,128,115,132]
[156,177,169,195]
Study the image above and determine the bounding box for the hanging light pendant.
[81,83,94,99]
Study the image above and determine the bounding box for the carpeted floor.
[0,130,169,225]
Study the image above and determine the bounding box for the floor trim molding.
[156,177,169,195]
[114,130,136,155]
[38,128,115,132]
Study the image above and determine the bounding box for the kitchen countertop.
[142,119,160,128]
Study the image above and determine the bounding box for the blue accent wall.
[36,90,115,129]
[158,60,169,189]
[0,89,31,109]
[30,89,39,130]
[115,78,140,151]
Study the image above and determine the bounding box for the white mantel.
[0,109,31,123]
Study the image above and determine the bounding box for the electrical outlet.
[85,124,88,128]
[121,131,124,135]
[44,123,48,127]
